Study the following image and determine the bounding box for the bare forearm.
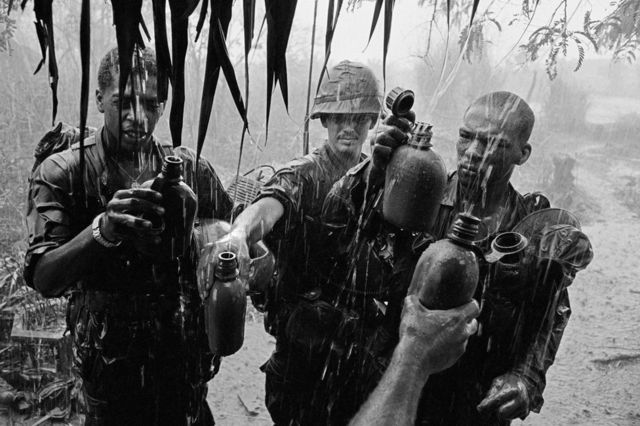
[350,340,431,426]
[32,225,109,297]
[230,197,284,245]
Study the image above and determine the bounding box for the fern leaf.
[574,43,585,72]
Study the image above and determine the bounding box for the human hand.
[398,295,479,375]
[368,112,416,192]
[477,372,531,420]
[101,188,164,245]
[197,228,250,299]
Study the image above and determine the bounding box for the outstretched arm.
[350,296,479,426]
[227,197,284,247]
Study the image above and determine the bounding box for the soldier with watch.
[24,46,232,425]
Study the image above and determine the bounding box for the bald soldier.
[323,91,592,425]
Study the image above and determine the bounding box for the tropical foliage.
[3,0,640,152]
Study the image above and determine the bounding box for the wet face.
[322,114,375,161]
[96,69,163,154]
[456,104,531,190]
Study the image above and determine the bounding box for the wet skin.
[322,113,375,164]
[96,70,164,155]
[456,103,531,194]
[95,69,166,243]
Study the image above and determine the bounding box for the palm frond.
[168,0,199,147]
[195,0,234,159]
[33,0,58,125]
[78,0,90,206]
[153,0,172,104]
[265,0,298,137]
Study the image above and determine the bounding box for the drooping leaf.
[213,19,248,130]
[382,0,395,82]
[367,0,382,46]
[195,0,234,159]
[152,0,172,104]
[168,0,194,147]
[265,0,298,135]
[139,15,151,41]
[242,0,256,115]
[33,0,58,125]
[320,0,342,78]
[181,0,200,19]
[243,0,256,56]
[574,41,585,72]
[195,0,208,42]
[468,0,481,28]
[111,0,144,140]
[78,0,90,205]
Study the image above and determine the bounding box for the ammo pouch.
[284,290,358,359]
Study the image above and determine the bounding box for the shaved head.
[465,91,535,145]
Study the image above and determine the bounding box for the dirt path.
[208,147,640,426]
[516,150,640,426]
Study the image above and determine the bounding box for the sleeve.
[512,284,571,413]
[511,228,593,413]
[174,146,233,221]
[24,155,76,287]
[253,159,312,239]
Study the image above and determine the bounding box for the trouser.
[69,290,216,425]
[262,340,386,426]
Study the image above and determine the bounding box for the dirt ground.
[207,143,640,426]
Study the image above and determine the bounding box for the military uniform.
[24,127,232,425]
[256,60,382,425]
[322,166,593,425]
[258,144,368,425]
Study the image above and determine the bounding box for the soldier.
[24,47,233,425]
[216,60,382,425]
[323,91,593,425]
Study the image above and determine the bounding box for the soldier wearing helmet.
[211,60,381,425]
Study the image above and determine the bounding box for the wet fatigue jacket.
[255,143,365,426]
[24,127,232,426]
[322,165,592,425]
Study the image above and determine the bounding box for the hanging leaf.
[33,0,58,125]
[111,0,144,140]
[213,20,248,130]
[195,0,208,42]
[366,0,382,46]
[195,0,234,159]
[242,0,256,115]
[319,0,342,83]
[265,0,298,135]
[382,0,395,82]
[243,0,256,56]
[468,0,481,28]
[168,0,197,147]
[152,0,172,104]
[77,0,90,206]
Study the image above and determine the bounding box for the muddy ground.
[207,140,640,425]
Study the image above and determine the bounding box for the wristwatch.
[92,213,122,248]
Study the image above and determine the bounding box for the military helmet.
[310,60,382,119]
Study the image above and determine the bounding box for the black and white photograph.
[0,0,635,424]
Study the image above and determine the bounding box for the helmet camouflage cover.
[310,60,382,119]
